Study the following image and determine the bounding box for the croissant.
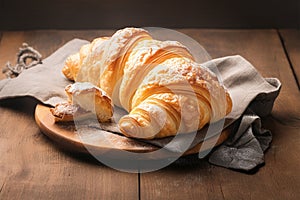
[62,27,232,139]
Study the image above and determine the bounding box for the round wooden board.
[35,104,232,159]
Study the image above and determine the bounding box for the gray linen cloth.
[0,39,281,171]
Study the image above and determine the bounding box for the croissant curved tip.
[119,116,158,139]
[119,121,135,135]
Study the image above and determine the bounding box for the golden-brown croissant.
[61,27,232,139]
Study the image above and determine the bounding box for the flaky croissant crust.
[62,27,232,139]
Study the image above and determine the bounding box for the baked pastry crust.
[52,82,113,123]
[60,27,233,139]
[50,103,93,122]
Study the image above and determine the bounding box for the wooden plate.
[35,104,232,159]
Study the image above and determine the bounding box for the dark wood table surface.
[0,29,299,199]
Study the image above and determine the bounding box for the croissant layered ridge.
[61,27,232,139]
[119,39,194,111]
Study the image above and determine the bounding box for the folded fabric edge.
[208,110,273,171]
[0,38,89,104]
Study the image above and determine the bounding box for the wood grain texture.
[279,29,300,89]
[0,31,137,200]
[1,29,300,200]
[140,29,300,200]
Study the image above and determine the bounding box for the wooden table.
[0,29,299,199]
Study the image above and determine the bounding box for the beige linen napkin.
[0,39,281,171]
